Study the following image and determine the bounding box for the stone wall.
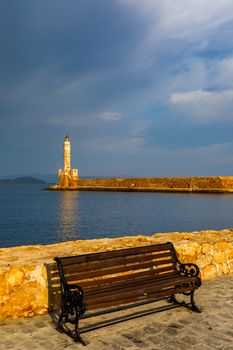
[76,176,233,193]
[1,229,233,321]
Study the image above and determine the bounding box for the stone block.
[222,263,230,275]
[201,264,217,279]
[229,261,233,272]
[176,242,201,263]
[228,248,233,259]
[213,251,227,264]
[214,242,230,251]
[6,268,25,290]
[201,243,212,254]
[197,255,213,268]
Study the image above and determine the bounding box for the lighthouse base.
[58,170,79,188]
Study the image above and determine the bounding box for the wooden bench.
[54,242,202,344]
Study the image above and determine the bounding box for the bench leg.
[56,309,64,332]
[168,291,201,313]
[56,309,86,345]
[190,290,201,313]
[74,317,86,345]
[56,305,86,344]
[168,294,185,307]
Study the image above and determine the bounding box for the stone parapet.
[0,229,233,320]
[48,176,233,192]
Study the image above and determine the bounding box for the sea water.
[0,184,233,248]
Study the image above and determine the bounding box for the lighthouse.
[63,135,71,174]
[58,135,79,188]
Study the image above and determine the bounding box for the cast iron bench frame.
[54,242,202,344]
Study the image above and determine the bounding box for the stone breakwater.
[1,229,233,321]
[49,176,233,192]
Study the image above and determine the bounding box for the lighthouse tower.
[58,135,79,188]
[64,135,71,174]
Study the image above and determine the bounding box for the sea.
[1,184,233,248]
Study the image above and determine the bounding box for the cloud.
[170,89,233,123]
[100,111,122,121]
[89,137,142,153]
[120,0,233,42]
[116,0,233,96]
[45,110,122,128]
[127,121,150,148]
[171,90,210,103]
[82,120,150,154]
[211,57,233,89]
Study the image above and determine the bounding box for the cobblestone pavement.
[0,275,233,350]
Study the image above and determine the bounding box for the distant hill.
[0,177,47,185]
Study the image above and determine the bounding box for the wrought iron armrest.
[60,282,86,320]
[62,282,84,305]
[63,282,83,295]
[176,262,200,277]
[168,243,200,277]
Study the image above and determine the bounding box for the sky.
[1,0,233,178]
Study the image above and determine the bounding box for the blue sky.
[1,0,233,178]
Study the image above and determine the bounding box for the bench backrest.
[54,242,179,310]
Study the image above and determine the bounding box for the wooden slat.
[50,268,178,294]
[85,275,197,306]
[61,259,176,281]
[61,259,175,281]
[62,251,173,274]
[80,269,178,292]
[56,242,174,266]
[49,263,175,287]
[83,273,183,297]
[84,269,177,288]
[86,285,197,311]
[50,251,176,285]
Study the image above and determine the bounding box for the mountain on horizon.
[0,176,47,185]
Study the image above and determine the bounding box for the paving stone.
[34,321,47,329]
[167,322,183,329]
[147,335,162,344]
[165,326,178,336]
[178,318,192,325]
[193,343,213,350]
[181,335,199,345]
[143,325,162,334]
[204,336,227,348]
[2,341,17,349]
[224,330,233,337]
[113,335,136,347]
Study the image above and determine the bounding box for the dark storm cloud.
[0,0,149,175]
[0,0,148,88]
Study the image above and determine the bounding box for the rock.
[202,243,212,254]
[213,252,227,264]
[222,263,230,275]
[197,255,213,268]
[7,268,25,290]
[214,242,230,251]
[228,248,233,259]
[201,264,217,279]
